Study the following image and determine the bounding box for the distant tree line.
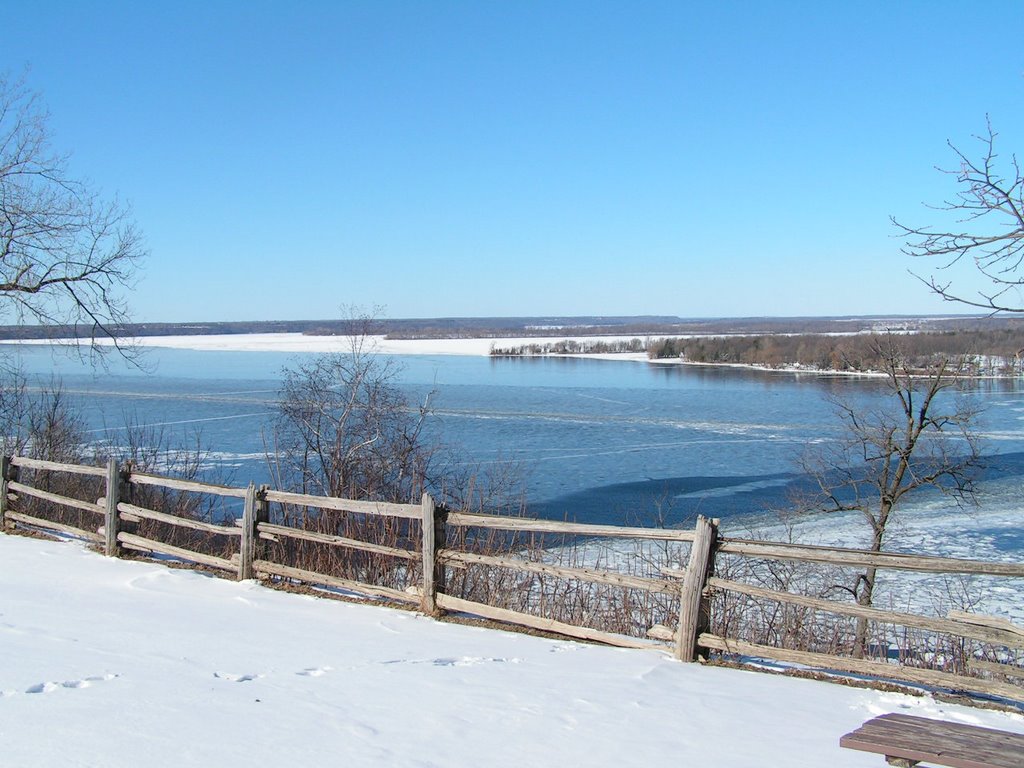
[648,330,1024,375]
[491,338,647,356]
[386,315,1024,341]
[5,314,1024,344]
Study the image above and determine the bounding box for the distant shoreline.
[2,331,654,357]
[0,312,1012,345]
[5,331,998,378]
[4,314,1022,379]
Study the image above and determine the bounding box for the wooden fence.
[2,454,1022,705]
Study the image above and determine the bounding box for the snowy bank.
[11,333,987,377]
[11,332,656,357]
[2,532,1022,768]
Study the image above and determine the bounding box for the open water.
[6,343,1024,540]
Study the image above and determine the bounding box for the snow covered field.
[2,532,1022,767]
[29,331,655,358]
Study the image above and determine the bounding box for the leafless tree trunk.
[800,336,982,657]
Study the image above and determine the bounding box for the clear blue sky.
[5,1,1023,322]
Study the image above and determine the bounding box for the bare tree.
[0,375,86,462]
[269,316,435,502]
[0,72,145,357]
[894,117,1024,313]
[801,337,982,656]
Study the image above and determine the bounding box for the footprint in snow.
[547,643,579,654]
[296,666,333,677]
[213,672,262,683]
[380,657,520,667]
[17,674,118,696]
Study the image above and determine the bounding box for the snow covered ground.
[27,331,655,358]
[2,532,1022,767]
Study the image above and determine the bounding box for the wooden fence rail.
[716,539,1024,577]
[2,454,1022,706]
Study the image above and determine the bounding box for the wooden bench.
[840,713,1024,768]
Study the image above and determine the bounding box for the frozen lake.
[6,339,1024,543]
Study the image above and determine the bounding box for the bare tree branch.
[0,72,145,361]
[894,116,1024,313]
[270,308,440,504]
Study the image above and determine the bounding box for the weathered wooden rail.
[702,538,1024,702]
[2,454,1022,706]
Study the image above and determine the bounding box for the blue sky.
[4,1,1023,322]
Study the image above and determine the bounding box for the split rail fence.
[2,454,1022,705]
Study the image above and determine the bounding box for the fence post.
[257,484,270,526]
[420,493,444,615]
[0,454,13,532]
[254,484,270,576]
[676,515,718,661]
[435,499,448,604]
[104,458,122,557]
[239,482,258,581]
[0,456,11,530]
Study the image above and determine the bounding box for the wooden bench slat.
[883,713,1024,756]
[840,715,1024,768]
[840,714,1024,768]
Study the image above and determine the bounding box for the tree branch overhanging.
[0,72,146,362]
[894,116,1024,313]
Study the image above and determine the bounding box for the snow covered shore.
[16,333,988,377]
[24,332,654,357]
[2,532,1022,767]
[1,331,846,370]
